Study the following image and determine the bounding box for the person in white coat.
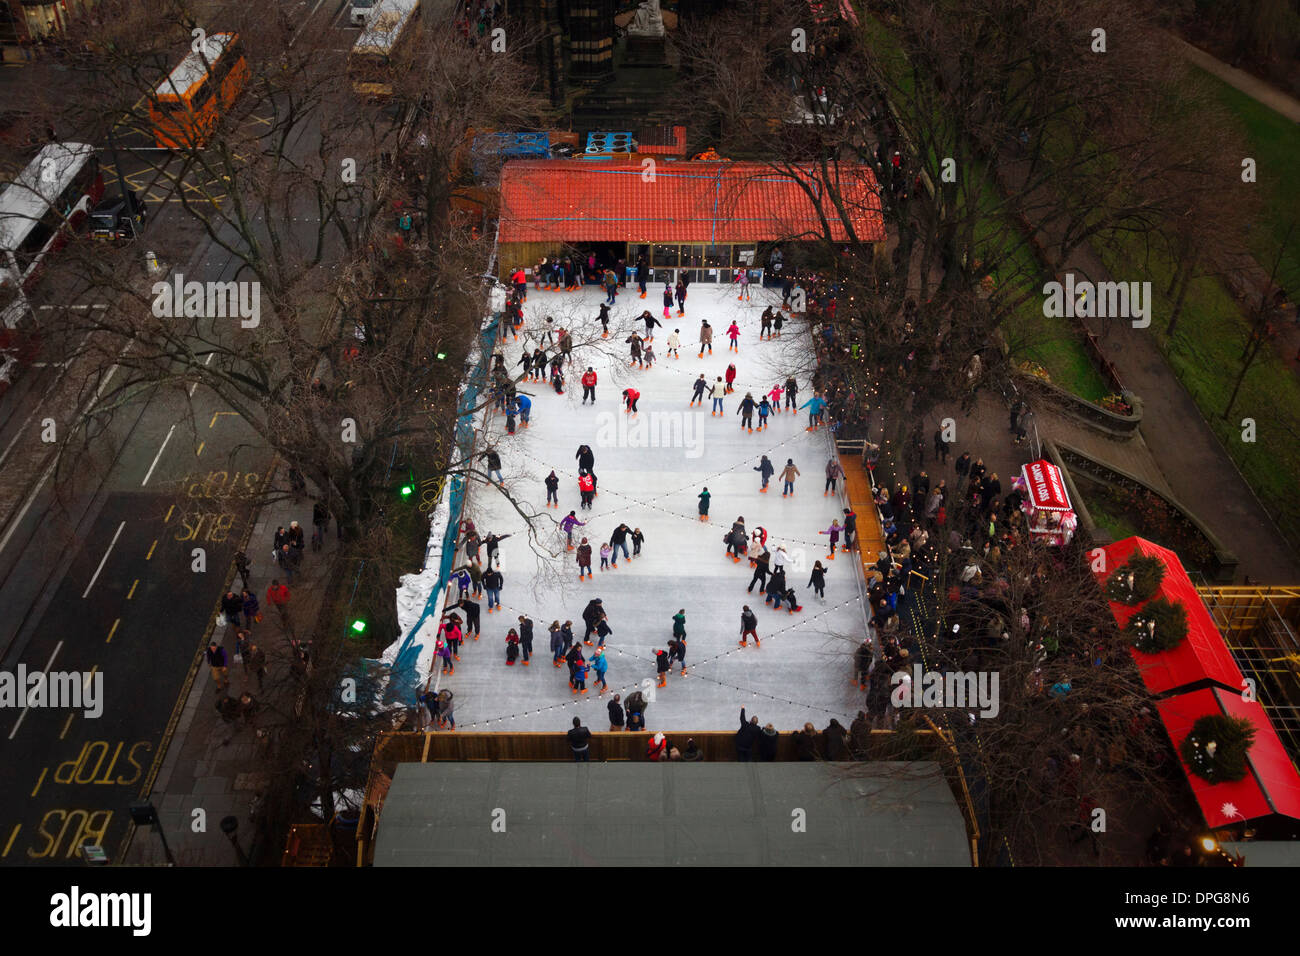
[710,377,727,416]
[666,329,681,359]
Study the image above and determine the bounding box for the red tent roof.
[1156,687,1300,827]
[1021,460,1071,511]
[497,160,886,245]
[1092,537,1244,696]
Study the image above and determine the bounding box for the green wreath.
[1126,596,1188,653]
[1180,714,1256,784]
[1105,554,1166,606]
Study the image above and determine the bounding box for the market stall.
[1013,459,1077,545]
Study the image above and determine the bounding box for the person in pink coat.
[726,321,741,352]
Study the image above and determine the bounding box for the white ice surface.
[429,282,870,731]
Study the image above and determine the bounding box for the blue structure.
[471,132,550,179]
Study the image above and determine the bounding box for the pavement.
[1166,32,1300,123]
[119,472,342,866]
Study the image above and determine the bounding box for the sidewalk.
[122,470,342,865]
[1165,32,1300,123]
[992,148,1300,582]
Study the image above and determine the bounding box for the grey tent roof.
[373,761,970,867]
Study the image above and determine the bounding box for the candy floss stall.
[1014,460,1077,545]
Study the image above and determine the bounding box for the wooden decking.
[842,455,885,576]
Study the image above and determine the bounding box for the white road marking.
[141,424,176,487]
[82,520,126,599]
[6,641,63,740]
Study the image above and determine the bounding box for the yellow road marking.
[106,618,120,644]
[146,540,157,560]
[30,768,47,798]
[2,825,18,858]
[209,411,239,428]
[196,441,205,457]
[164,505,175,523]
[59,714,74,740]
[127,579,139,600]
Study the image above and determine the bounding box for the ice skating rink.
[444,281,870,731]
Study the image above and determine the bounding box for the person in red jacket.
[623,387,640,414]
[726,321,741,352]
[578,471,595,509]
[266,580,291,632]
[725,363,737,394]
[511,266,526,301]
[581,367,597,405]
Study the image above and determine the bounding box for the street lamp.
[220,815,250,866]
[129,800,175,866]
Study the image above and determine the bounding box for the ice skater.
[598,302,611,338]
[666,328,681,359]
[825,457,843,495]
[724,363,737,394]
[631,527,645,557]
[760,307,773,340]
[623,387,640,415]
[784,375,798,411]
[560,511,584,549]
[739,606,760,647]
[662,282,674,317]
[641,310,661,341]
[668,636,687,676]
[756,395,771,430]
[600,542,612,570]
[576,539,593,580]
[767,382,783,413]
[672,609,687,642]
[764,567,786,608]
[808,560,827,601]
[544,470,559,508]
[726,321,741,352]
[675,278,687,315]
[655,647,671,687]
[780,459,800,496]
[581,367,598,404]
[747,549,770,593]
[698,319,712,357]
[517,615,534,665]
[578,470,595,509]
[710,377,726,415]
[698,486,711,522]
[818,519,842,559]
[505,628,520,666]
[642,342,655,368]
[590,647,609,693]
[737,392,756,431]
[800,393,827,430]
[690,374,708,406]
[754,454,774,492]
[735,268,750,301]
[626,331,644,368]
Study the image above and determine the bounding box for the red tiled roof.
[497,160,885,245]
[637,125,687,155]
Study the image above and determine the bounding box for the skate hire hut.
[495,159,887,285]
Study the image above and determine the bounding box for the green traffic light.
[351,619,367,634]
[401,484,413,497]
[436,351,447,360]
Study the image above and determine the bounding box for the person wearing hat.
[758,724,779,761]
[680,738,703,761]
[646,731,669,761]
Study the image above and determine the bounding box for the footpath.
[121,469,341,865]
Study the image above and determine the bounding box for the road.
[0,0,368,864]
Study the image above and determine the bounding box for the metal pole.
[152,820,176,866]
[105,127,137,238]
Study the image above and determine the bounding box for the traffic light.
[400,484,413,499]
[350,619,367,635]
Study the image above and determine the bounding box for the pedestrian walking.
[244,641,267,691]
[206,641,230,691]
[221,590,243,628]
[933,428,951,464]
[277,544,301,583]
[266,580,292,632]
[312,500,329,550]
[780,459,800,496]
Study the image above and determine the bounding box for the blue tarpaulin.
[471,132,550,178]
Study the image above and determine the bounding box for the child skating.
[818,520,842,560]
[690,374,708,406]
[757,396,771,431]
[726,321,741,351]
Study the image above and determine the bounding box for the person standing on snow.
[662,282,674,316]
[754,454,775,492]
[666,329,681,359]
[576,538,593,580]
[737,392,757,431]
[598,302,611,338]
[578,471,595,509]
[710,377,727,416]
[726,321,741,352]
[626,331,644,368]
[784,376,798,411]
[675,278,687,315]
[800,394,827,430]
[698,319,712,357]
[780,459,801,496]
[580,367,598,405]
[818,520,843,559]
[698,487,711,521]
[690,374,708,406]
[760,307,773,340]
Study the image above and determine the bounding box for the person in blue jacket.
[754,455,775,492]
[800,394,827,430]
[515,392,532,427]
[590,647,609,693]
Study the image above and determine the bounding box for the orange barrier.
[842,455,885,579]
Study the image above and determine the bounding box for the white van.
[349,0,377,25]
